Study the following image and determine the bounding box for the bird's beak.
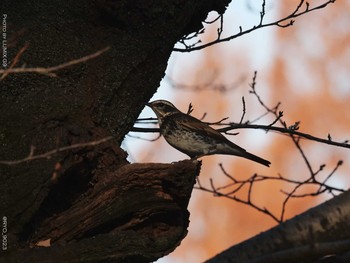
[145,102,152,108]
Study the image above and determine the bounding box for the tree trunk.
[0,0,230,262]
[4,160,201,263]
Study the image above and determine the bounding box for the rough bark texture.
[206,191,350,263]
[3,160,201,263]
[0,0,230,262]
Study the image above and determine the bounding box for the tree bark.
[3,160,201,263]
[0,0,230,262]
[206,191,350,263]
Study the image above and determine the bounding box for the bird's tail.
[215,142,271,167]
[240,151,271,167]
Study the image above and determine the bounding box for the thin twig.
[239,96,246,124]
[0,136,114,165]
[174,0,335,52]
[0,43,29,80]
[0,46,111,79]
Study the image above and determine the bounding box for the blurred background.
[122,1,350,262]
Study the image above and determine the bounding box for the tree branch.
[0,136,114,165]
[0,46,110,79]
[206,191,350,263]
[174,0,336,52]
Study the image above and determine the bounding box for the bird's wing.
[179,113,247,151]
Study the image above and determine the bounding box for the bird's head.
[146,100,180,123]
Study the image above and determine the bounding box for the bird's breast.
[160,121,215,155]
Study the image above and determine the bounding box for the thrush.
[146,100,271,167]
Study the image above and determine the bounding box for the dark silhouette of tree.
[2,1,348,262]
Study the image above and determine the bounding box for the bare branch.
[239,96,246,124]
[195,176,281,223]
[130,122,350,150]
[0,42,29,80]
[174,0,336,52]
[0,46,111,80]
[196,158,345,223]
[259,0,267,26]
[126,133,162,142]
[193,71,346,223]
[0,136,114,165]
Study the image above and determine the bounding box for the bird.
[146,100,271,167]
